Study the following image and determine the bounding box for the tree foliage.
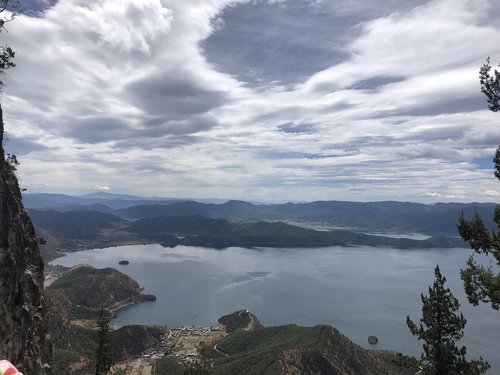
[94,308,114,375]
[0,0,17,91]
[406,266,489,375]
[458,58,500,310]
[479,57,500,112]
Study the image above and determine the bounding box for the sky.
[1,0,500,202]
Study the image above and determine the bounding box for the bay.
[50,244,500,372]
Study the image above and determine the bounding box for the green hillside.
[218,310,263,332]
[49,265,126,289]
[47,265,158,375]
[47,265,153,320]
[113,325,165,361]
[153,356,186,375]
[209,324,416,375]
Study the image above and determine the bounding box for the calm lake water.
[51,244,500,372]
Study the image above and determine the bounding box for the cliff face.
[0,106,52,374]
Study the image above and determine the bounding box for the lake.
[50,244,500,372]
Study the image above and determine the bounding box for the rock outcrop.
[0,105,52,374]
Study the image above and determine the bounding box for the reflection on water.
[50,244,500,373]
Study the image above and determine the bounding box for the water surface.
[51,244,500,372]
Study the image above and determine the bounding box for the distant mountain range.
[24,192,497,236]
[22,192,226,210]
[117,200,498,236]
[29,209,125,239]
[30,209,466,257]
[126,214,464,249]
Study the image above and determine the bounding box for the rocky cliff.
[0,105,52,374]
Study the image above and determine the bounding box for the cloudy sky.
[2,0,500,202]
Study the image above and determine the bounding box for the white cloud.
[2,0,500,202]
[52,0,173,55]
[302,0,500,93]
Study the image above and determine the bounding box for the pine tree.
[0,0,18,91]
[458,58,500,310]
[406,266,489,375]
[94,308,114,375]
[479,57,500,112]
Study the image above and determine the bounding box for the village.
[116,324,227,374]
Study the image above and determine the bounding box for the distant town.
[116,325,226,374]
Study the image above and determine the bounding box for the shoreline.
[111,293,157,317]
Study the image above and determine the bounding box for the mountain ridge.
[203,320,418,375]
[30,210,466,258]
[24,193,496,236]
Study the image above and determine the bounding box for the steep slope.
[211,324,416,375]
[0,109,52,373]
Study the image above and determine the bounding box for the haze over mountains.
[24,192,496,237]
[23,192,226,210]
